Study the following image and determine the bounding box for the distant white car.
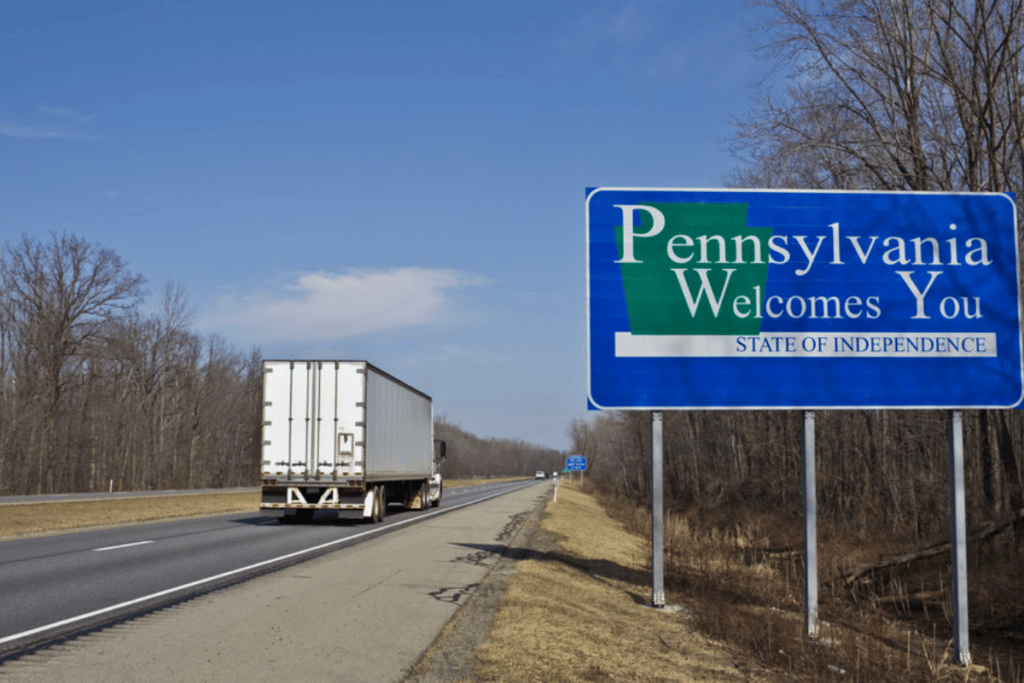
[535,470,546,479]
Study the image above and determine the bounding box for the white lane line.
[0,485,521,648]
[94,541,155,552]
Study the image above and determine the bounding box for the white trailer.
[260,360,444,524]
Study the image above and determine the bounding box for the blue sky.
[1,1,768,451]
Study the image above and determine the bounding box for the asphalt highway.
[0,479,542,661]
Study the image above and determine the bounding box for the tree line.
[572,410,1024,545]
[435,416,564,480]
[0,232,263,495]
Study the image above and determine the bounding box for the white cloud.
[0,119,77,139]
[604,3,653,44]
[561,2,700,88]
[400,343,514,368]
[37,105,72,117]
[560,2,739,88]
[560,1,655,54]
[207,267,489,342]
[0,106,100,139]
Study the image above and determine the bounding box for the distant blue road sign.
[587,188,1023,410]
[566,456,587,471]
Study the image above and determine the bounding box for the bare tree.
[731,0,1024,197]
[0,233,268,495]
[0,233,145,493]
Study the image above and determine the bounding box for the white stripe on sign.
[615,331,998,358]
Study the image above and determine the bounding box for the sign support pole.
[948,409,971,665]
[802,410,818,637]
[651,411,665,608]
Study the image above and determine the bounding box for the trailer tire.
[369,486,380,523]
[376,485,386,522]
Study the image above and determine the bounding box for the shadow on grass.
[449,541,651,606]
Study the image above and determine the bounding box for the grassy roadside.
[473,482,772,683]
[0,478,502,540]
[505,482,1023,683]
[0,491,261,539]
[470,482,1018,682]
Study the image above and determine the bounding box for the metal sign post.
[949,410,970,665]
[652,411,665,608]
[802,410,818,637]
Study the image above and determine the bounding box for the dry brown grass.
[475,482,773,682]
[0,478,503,540]
[0,491,261,539]
[595,491,1022,683]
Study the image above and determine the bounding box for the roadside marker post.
[949,410,970,665]
[802,411,817,637]
[586,188,1022,660]
[651,412,665,608]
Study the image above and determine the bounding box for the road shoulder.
[410,483,773,682]
[405,482,553,682]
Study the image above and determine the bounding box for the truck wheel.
[419,480,430,511]
[377,485,387,522]
[370,486,381,523]
[431,481,442,507]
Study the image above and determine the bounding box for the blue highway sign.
[586,188,1023,410]
[566,456,587,471]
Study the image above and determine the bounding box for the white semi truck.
[260,360,445,524]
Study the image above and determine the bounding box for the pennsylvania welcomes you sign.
[586,188,1023,410]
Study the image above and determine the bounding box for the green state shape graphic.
[615,203,772,336]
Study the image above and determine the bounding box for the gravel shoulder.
[405,481,552,683]
[409,482,772,683]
